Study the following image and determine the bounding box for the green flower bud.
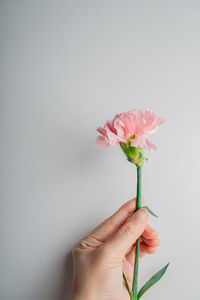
[119,142,145,167]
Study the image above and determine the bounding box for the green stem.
[132,166,142,299]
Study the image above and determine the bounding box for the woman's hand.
[72,198,160,300]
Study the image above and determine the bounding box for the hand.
[71,198,160,300]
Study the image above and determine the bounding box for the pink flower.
[95,109,164,150]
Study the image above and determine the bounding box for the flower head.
[95,109,164,166]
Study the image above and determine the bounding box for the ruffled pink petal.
[113,113,134,141]
[127,109,145,135]
[145,137,157,150]
[95,135,109,148]
[113,120,127,141]
[156,117,165,125]
[97,126,107,136]
[120,113,134,135]
[95,109,164,150]
[143,109,165,135]
[104,124,121,145]
[130,135,157,150]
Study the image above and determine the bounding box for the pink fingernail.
[134,209,148,224]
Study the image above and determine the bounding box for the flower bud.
[119,142,145,167]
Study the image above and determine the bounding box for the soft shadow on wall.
[61,252,73,300]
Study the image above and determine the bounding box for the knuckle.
[76,237,94,250]
[104,217,116,230]
[121,222,132,236]
[72,239,91,257]
[72,246,81,258]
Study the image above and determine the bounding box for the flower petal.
[95,109,164,150]
[95,135,109,148]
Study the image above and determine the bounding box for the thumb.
[104,208,149,258]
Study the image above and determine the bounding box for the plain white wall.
[1,1,200,299]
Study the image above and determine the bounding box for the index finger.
[85,196,144,244]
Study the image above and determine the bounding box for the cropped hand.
[72,197,160,300]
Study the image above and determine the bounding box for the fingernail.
[133,208,148,224]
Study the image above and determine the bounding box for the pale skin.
[72,197,160,300]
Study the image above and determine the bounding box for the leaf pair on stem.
[123,263,169,299]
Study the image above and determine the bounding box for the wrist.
[72,281,96,300]
[72,290,95,300]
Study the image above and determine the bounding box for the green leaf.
[137,263,170,299]
[123,272,131,296]
[142,206,158,217]
[130,291,134,300]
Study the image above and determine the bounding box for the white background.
[1,1,200,299]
